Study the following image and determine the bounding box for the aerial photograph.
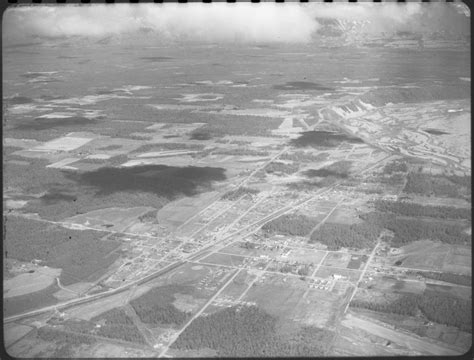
[2,2,471,358]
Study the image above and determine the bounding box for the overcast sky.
[3,3,469,44]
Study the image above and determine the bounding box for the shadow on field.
[15,116,97,131]
[303,168,348,179]
[303,160,352,179]
[290,131,363,148]
[139,56,173,62]
[41,190,77,204]
[273,81,334,91]
[64,164,227,198]
[423,129,449,136]
[4,96,33,105]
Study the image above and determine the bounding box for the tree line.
[130,285,192,326]
[172,305,331,356]
[382,160,408,175]
[403,173,471,199]
[222,186,260,201]
[361,212,470,247]
[373,200,471,220]
[309,221,380,250]
[351,290,471,332]
[262,213,318,237]
[406,271,472,286]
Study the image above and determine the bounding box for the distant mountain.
[313,6,470,49]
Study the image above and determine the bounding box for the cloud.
[2,3,469,44]
[3,4,318,43]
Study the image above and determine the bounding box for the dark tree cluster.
[262,213,318,237]
[213,148,269,157]
[264,161,299,175]
[37,326,96,345]
[374,200,471,220]
[172,305,331,356]
[309,222,380,250]
[280,151,329,163]
[133,143,205,153]
[188,117,282,138]
[57,310,146,345]
[351,294,419,316]
[241,241,257,249]
[362,212,470,247]
[351,291,471,332]
[417,290,471,332]
[298,265,311,276]
[406,271,472,286]
[4,215,120,285]
[90,308,147,344]
[130,285,192,326]
[286,180,322,192]
[138,209,158,223]
[403,173,471,198]
[280,264,293,274]
[222,187,260,201]
[189,130,213,140]
[382,160,408,175]
[359,84,470,107]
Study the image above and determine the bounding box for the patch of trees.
[229,140,251,145]
[362,212,470,247]
[309,222,380,250]
[351,291,472,332]
[15,116,97,131]
[98,144,122,151]
[213,148,269,156]
[133,143,205,153]
[190,130,213,140]
[138,209,158,223]
[262,214,318,237]
[446,175,471,189]
[171,305,331,356]
[37,326,96,345]
[403,173,471,198]
[108,154,129,166]
[4,216,120,285]
[374,200,471,220]
[241,241,257,249]
[90,308,147,344]
[130,285,192,326]
[382,160,408,175]
[406,271,472,286]
[280,151,329,163]
[222,187,260,201]
[286,180,322,192]
[298,265,311,276]
[264,161,299,175]
[351,294,419,316]
[280,264,293,274]
[418,290,471,332]
[190,117,282,138]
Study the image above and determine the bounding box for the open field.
[341,313,463,356]
[4,266,61,298]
